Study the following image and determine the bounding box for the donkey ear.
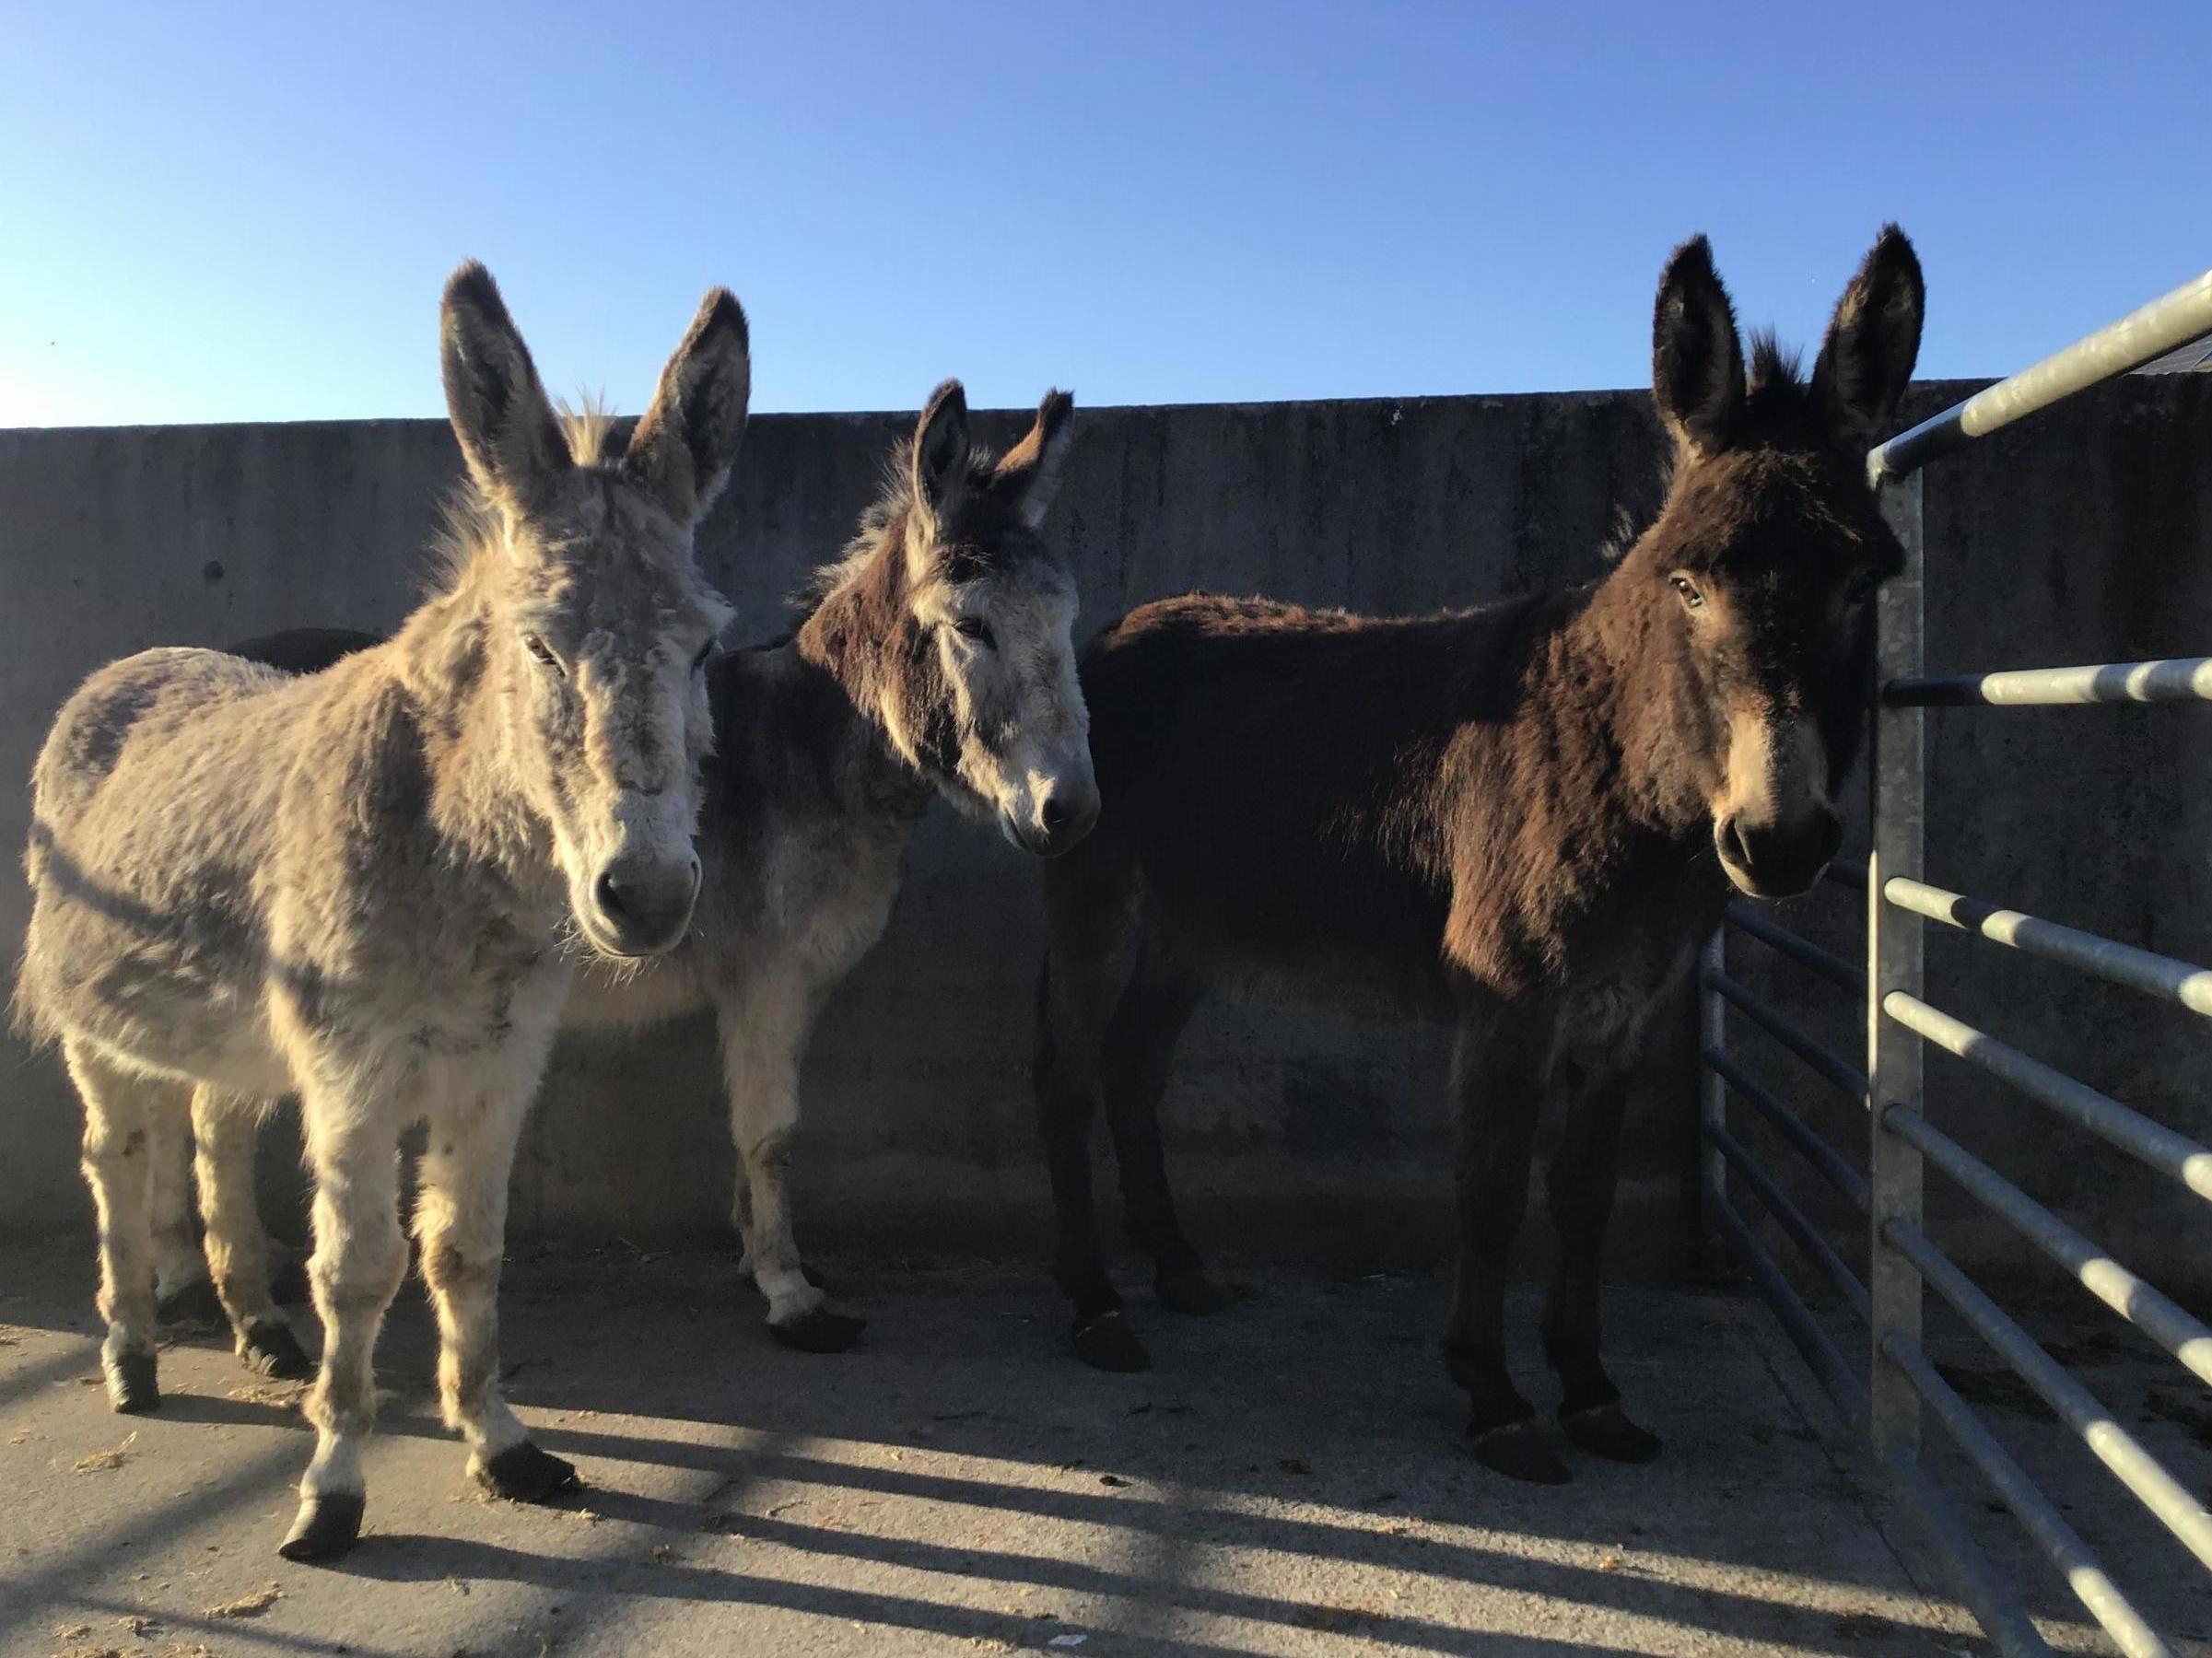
[1652,235,1746,459]
[626,287,752,524]
[439,262,571,511]
[1811,225,1925,452]
[910,379,972,527]
[994,390,1076,531]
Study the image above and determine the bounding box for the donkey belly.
[1141,846,1457,1023]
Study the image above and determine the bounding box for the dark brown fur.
[1034,229,1925,1482]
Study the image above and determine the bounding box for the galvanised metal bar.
[1885,875,2212,1021]
[1703,970,1871,1103]
[1886,1218,2212,1573]
[1885,657,2212,708]
[1710,1197,1869,1428]
[1706,1121,1870,1321]
[1824,856,1868,892]
[1884,990,2212,1204]
[1884,1451,2063,1658]
[1884,1333,2173,1658]
[1869,471,1927,1467]
[1868,264,2212,482]
[1700,932,1727,1241]
[1724,902,1867,995]
[1884,1104,2212,1389]
[1703,1045,1872,1213]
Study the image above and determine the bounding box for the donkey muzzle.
[586,853,702,956]
[1012,778,1101,859]
[1715,805,1843,899]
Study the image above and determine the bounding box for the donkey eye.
[953,617,997,649]
[521,633,565,675]
[1669,574,1705,611]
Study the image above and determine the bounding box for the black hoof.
[475,1441,580,1504]
[108,1349,160,1415]
[278,1492,365,1563]
[767,1307,867,1354]
[1154,1267,1228,1316]
[158,1278,227,1328]
[1560,1400,1663,1464]
[271,1256,313,1305]
[1071,1310,1151,1372]
[1469,1419,1571,1485]
[242,1317,314,1381]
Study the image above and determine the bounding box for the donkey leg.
[1036,870,1149,1372]
[1099,953,1216,1314]
[149,1103,222,1328]
[1543,1068,1662,1464]
[64,1039,172,1414]
[415,1091,579,1504]
[1442,1025,1563,1483]
[193,1087,311,1380]
[284,1103,406,1563]
[720,988,861,1354]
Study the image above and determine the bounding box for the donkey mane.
[793,443,1019,609]
[1598,330,1824,567]
[421,397,626,597]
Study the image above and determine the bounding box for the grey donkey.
[205,380,1095,1350]
[13,263,750,1562]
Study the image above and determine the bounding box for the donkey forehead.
[1668,453,1895,583]
[520,477,731,637]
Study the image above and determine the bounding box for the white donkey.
[13,263,748,1562]
[212,381,1095,1351]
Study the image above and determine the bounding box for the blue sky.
[3,2,2206,426]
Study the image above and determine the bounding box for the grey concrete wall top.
[4,379,2208,1292]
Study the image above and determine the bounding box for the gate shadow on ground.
[3,1244,2000,1656]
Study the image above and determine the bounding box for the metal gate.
[1697,266,2212,1656]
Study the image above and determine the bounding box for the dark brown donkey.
[1034,228,1924,1484]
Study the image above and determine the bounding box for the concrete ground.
[0,1238,2195,1658]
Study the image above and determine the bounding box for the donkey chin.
[1712,806,1844,900]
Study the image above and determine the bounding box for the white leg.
[64,1039,176,1413]
[147,1105,213,1317]
[413,1088,575,1500]
[283,1086,405,1562]
[719,987,862,1352]
[192,1086,311,1378]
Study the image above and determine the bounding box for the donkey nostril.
[593,870,628,922]
[1721,815,1756,871]
[1041,797,1071,833]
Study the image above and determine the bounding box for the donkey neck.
[790,536,940,826]
[1551,555,1715,846]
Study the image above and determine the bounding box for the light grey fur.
[12,263,747,1558]
[562,385,1093,1340]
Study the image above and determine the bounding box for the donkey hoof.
[1154,1267,1228,1316]
[278,1493,365,1563]
[242,1318,314,1381]
[1071,1310,1151,1372]
[107,1350,160,1415]
[157,1279,227,1328]
[768,1308,867,1354]
[475,1442,580,1504]
[1560,1400,1663,1464]
[1469,1419,1571,1485]
[271,1257,313,1306]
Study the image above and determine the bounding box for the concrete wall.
[4,379,2209,1291]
